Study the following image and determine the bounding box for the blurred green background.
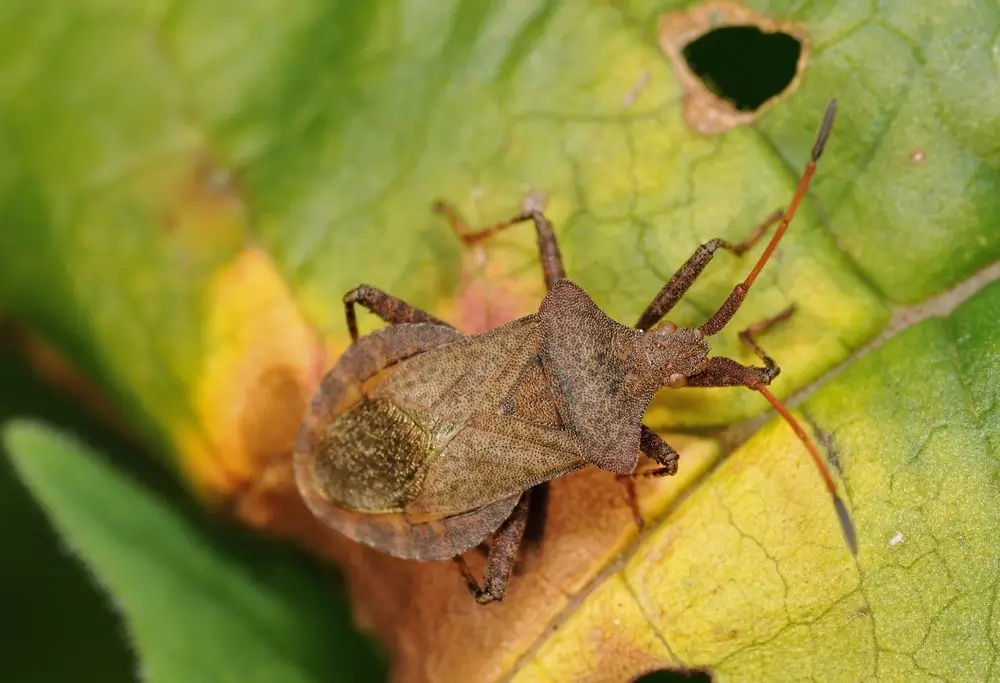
[0,352,136,683]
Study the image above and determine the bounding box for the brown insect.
[295,100,854,605]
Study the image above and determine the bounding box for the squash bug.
[295,100,854,605]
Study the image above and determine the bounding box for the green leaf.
[618,1,1000,305]
[1,1,999,681]
[570,278,1000,683]
[0,0,895,454]
[3,1,996,451]
[795,280,1000,680]
[3,420,384,683]
[0,453,136,683]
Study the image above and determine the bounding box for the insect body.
[296,315,585,564]
[295,101,853,604]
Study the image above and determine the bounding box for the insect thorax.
[313,397,435,513]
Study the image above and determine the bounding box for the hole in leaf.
[682,26,801,112]
[634,669,712,683]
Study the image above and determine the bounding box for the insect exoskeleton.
[294,100,855,604]
[294,316,586,563]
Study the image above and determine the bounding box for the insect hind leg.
[521,484,550,550]
[343,284,451,343]
[453,492,531,604]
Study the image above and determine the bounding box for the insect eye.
[668,373,687,388]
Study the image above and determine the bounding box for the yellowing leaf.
[2,1,1000,682]
[310,282,1000,683]
[179,247,322,499]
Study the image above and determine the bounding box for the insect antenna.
[698,99,837,337]
[691,100,854,552]
[743,99,837,290]
[756,385,857,555]
[743,102,855,552]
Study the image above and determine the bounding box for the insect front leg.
[631,299,794,532]
[342,284,451,343]
[736,305,795,382]
[686,306,796,387]
[433,201,566,291]
[684,356,772,390]
[639,425,680,476]
[634,209,782,331]
[617,426,681,529]
[454,492,531,604]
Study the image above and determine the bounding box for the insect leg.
[698,101,837,337]
[639,424,680,475]
[342,284,451,343]
[736,305,796,382]
[453,492,531,604]
[616,427,679,528]
[633,209,782,331]
[433,201,566,291]
[684,356,773,389]
[685,355,857,555]
[616,475,644,529]
[521,483,550,550]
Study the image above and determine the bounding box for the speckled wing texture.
[296,321,525,561]
[368,315,586,519]
[368,314,543,421]
[405,415,584,520]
